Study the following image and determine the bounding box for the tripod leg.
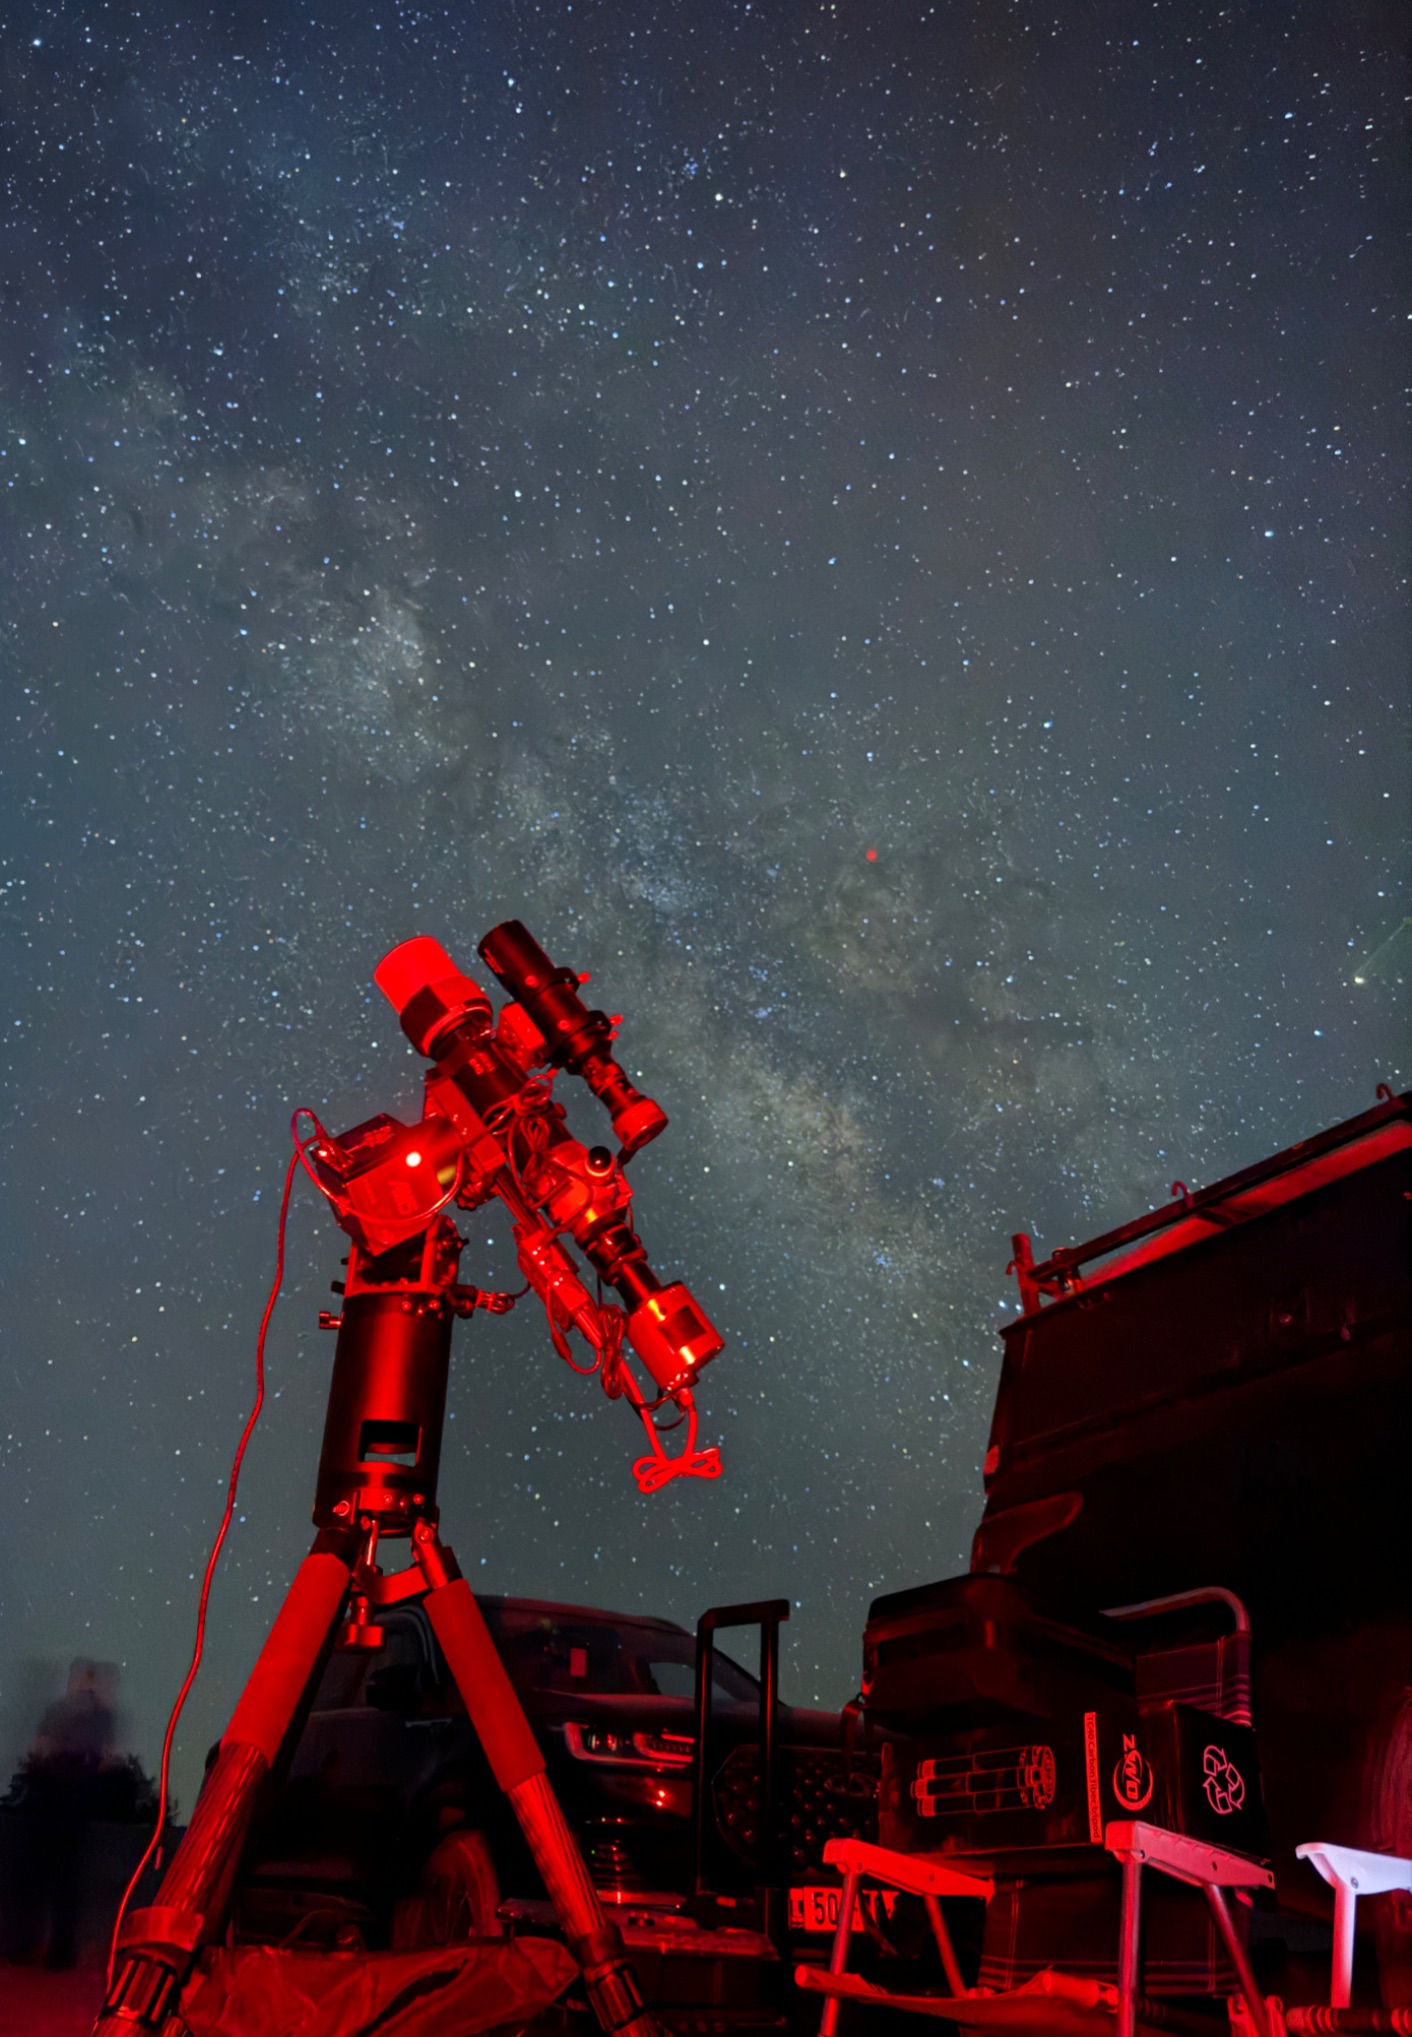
[412,1523,661,2037]
[95,1542,353,2036]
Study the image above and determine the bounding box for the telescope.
[298,922,724,1499]
[96,925,723,2037]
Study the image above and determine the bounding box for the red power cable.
[105,1152,299,1991]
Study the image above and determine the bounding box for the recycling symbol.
[1202,1744,1246,1816]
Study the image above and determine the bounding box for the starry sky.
[1,0,1407,1816]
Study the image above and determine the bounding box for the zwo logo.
[1110,1733,1154,1813]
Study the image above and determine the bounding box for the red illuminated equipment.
[317,927,724,1439]
[96,927,723,2037]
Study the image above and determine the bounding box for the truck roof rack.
[1009,1087,1410,1314]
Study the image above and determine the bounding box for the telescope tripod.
[96,1232,662,2037]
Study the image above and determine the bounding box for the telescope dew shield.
[376,936,492,1057]
[376,935,531,1127]
[626,1282,724,1396]
[478,920,668,1155]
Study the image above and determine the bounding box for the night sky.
[1,0,1407,1818]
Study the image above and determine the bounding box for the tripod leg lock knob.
[95,1948,185,2033]
[576,1935,659,2037]
[116,1905,206,1960]
[582,1962,648,2035]
[97,1905,207,2031]
[412,1518,462,1590]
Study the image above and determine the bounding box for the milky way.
[1,0,1407,1813]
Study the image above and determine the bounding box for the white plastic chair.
[1295,1842,1412,2010]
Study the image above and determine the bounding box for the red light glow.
[865,848,879,862]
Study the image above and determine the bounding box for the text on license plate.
[789,1885,900,1933]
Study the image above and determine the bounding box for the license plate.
[788,1885,899,1934]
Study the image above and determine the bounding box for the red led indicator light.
[865,848,879,862]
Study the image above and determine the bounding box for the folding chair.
[797,1836,991,2036]
[1292,1842,1412,2022]
[796,1826,1276,2037]
[1105,1821,1273,2037]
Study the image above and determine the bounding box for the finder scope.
[477,920,669,1157]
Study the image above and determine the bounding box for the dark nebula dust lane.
[0,0,1407,1816]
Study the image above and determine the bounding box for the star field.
[0,0,1407,1814]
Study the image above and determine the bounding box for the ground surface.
[0,1963,105,2036]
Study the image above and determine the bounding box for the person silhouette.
[4,1658,119,1968]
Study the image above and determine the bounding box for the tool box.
[879,1699,1267,1871]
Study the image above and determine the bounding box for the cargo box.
[879,1701,1266,1872]
[863,1573,1133,1732]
